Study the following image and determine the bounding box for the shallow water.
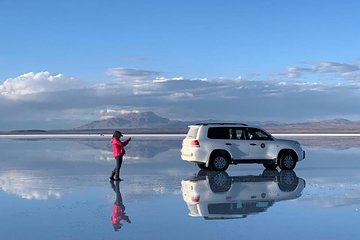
[0,136,360,240]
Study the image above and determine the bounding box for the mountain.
[77,111,188,129]
[263,118,360,133]
[76,112,360,134]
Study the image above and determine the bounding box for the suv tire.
[278,170,299,192]
[263,162,278,170]
[209,152,230,171]
[197,163,208,170]
[279,152,297,170]
[208,171,231,192]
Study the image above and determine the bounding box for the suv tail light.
[191,140,200,147]
[191,195,200,203]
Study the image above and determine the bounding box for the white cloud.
[285,67,307,78]
[106,67,161,81]
[285,61,360,79]
[2,63,360,129]
[0,71,82,100]
[153,76,185,83]
[100,109,141,119]
[312,61,360,73]
[166,92,194,100]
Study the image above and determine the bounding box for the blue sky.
[1,0,360,129]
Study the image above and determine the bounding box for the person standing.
[110,130,131,181]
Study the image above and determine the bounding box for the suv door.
[245,128,275,160]
[207,127,249,160]
[228,127,250,160]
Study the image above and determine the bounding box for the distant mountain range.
[77,111,189,129]
[263,118,360,133]
[1,111,359,134]
[76,111,360,134]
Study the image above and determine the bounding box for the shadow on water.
[181,170,305,220]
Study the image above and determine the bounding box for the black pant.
[110,180,123,205]
[112,155,123,179]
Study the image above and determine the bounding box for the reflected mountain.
[287,136,360,150]
[181,170,305,220]
[10,138,182,160]
[79,138,181,159]
[9,135,360,152]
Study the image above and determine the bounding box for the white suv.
[181,170,305,219]
[181,123,305,171]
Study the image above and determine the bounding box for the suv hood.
[275,138,300,146]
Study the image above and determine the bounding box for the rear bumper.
[181,150,208,164]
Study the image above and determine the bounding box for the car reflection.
[181,170,305,220]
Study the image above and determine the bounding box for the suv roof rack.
[194,122,248,126]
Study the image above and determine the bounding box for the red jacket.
[111,137,130,157]
[111,204,131,224]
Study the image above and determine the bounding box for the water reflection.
[110,181,131,231]
[82,139,180,159]
[181,170,305,220]
[0,170,62,200]
[4,138,181,162]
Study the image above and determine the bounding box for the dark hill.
[77,111,188,129]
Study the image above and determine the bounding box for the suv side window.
[207,127,230,139]
[230,128,246,140]
[187,127,199,139]
[247,128,273,141]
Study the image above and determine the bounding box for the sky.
[1,0,360,130]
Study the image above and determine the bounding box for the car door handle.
[226,143,232,145]
[250,143,257,146]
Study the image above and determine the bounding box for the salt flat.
[0,136,360,239]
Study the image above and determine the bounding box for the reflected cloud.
[300,174,360,208]
[181,170,305,220]
[0,171,61,200]
[0,137,187,201]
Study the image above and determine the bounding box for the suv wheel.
[262,169,280,179]
[209,153,230,171]
[208,171,231,192]
[263,162,278,170]
[279,152,297,170]
[278,170,299,192]
[197,163,208,170]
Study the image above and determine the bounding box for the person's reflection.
[110,180,131,231]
